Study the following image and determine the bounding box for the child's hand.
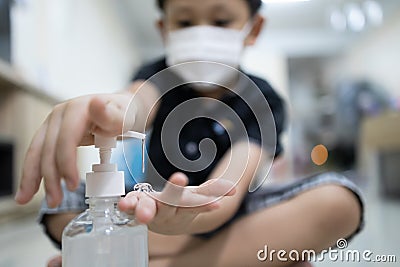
[15,94,136,208]
[118,172,236,235]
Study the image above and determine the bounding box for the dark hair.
[157,0,262,16]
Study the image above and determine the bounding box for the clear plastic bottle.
[62,133,148,267]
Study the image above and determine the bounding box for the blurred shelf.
[358,111,400,199]
[0,59,56,217]
[0,59,58,104]
[360,111,400,150]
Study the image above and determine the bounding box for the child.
[15,0,363,266]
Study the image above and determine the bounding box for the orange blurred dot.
[311,144,329,166]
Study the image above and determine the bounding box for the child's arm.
[118,141,265,235]
[44,212,81,243]
[15,81,160,208]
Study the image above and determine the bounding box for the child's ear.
[244,14,266,46]
[157,19,167,42]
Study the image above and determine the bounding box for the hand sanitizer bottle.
[62,132,148,267]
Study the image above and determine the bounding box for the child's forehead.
[164,0,250,14]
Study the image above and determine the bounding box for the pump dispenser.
[62,132,148,267]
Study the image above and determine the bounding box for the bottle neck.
[86,197,120,216]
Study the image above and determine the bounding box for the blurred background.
[0,0,399,266]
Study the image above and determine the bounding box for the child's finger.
[154,201,179,221]
[157,172,188,206]
[56,100,89,191]
[178,192,219,207]
[88,96,126,136]
[152,173,188,219]
[177,201,220,215]
[135,193,157,224]
[15,123,48,204]
[118,192,139,215]
[193,179,236,197]
[41,105,65,208]
[47,254,62,267]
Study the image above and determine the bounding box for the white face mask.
[165,24,251,91]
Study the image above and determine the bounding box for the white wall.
[11,0,145,179]
[325,9,400,99]
[11,0,141,101]
[242,33,293,180]
[243,45,289,103]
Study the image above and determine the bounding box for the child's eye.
[214,19,231,27]
[177,20,193,28]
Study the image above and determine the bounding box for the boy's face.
[159,0,264,46]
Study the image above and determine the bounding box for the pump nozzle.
[86,131,146,198]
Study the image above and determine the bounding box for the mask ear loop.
[240,20,255,39]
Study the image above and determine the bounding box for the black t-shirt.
[133,58,285,189]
